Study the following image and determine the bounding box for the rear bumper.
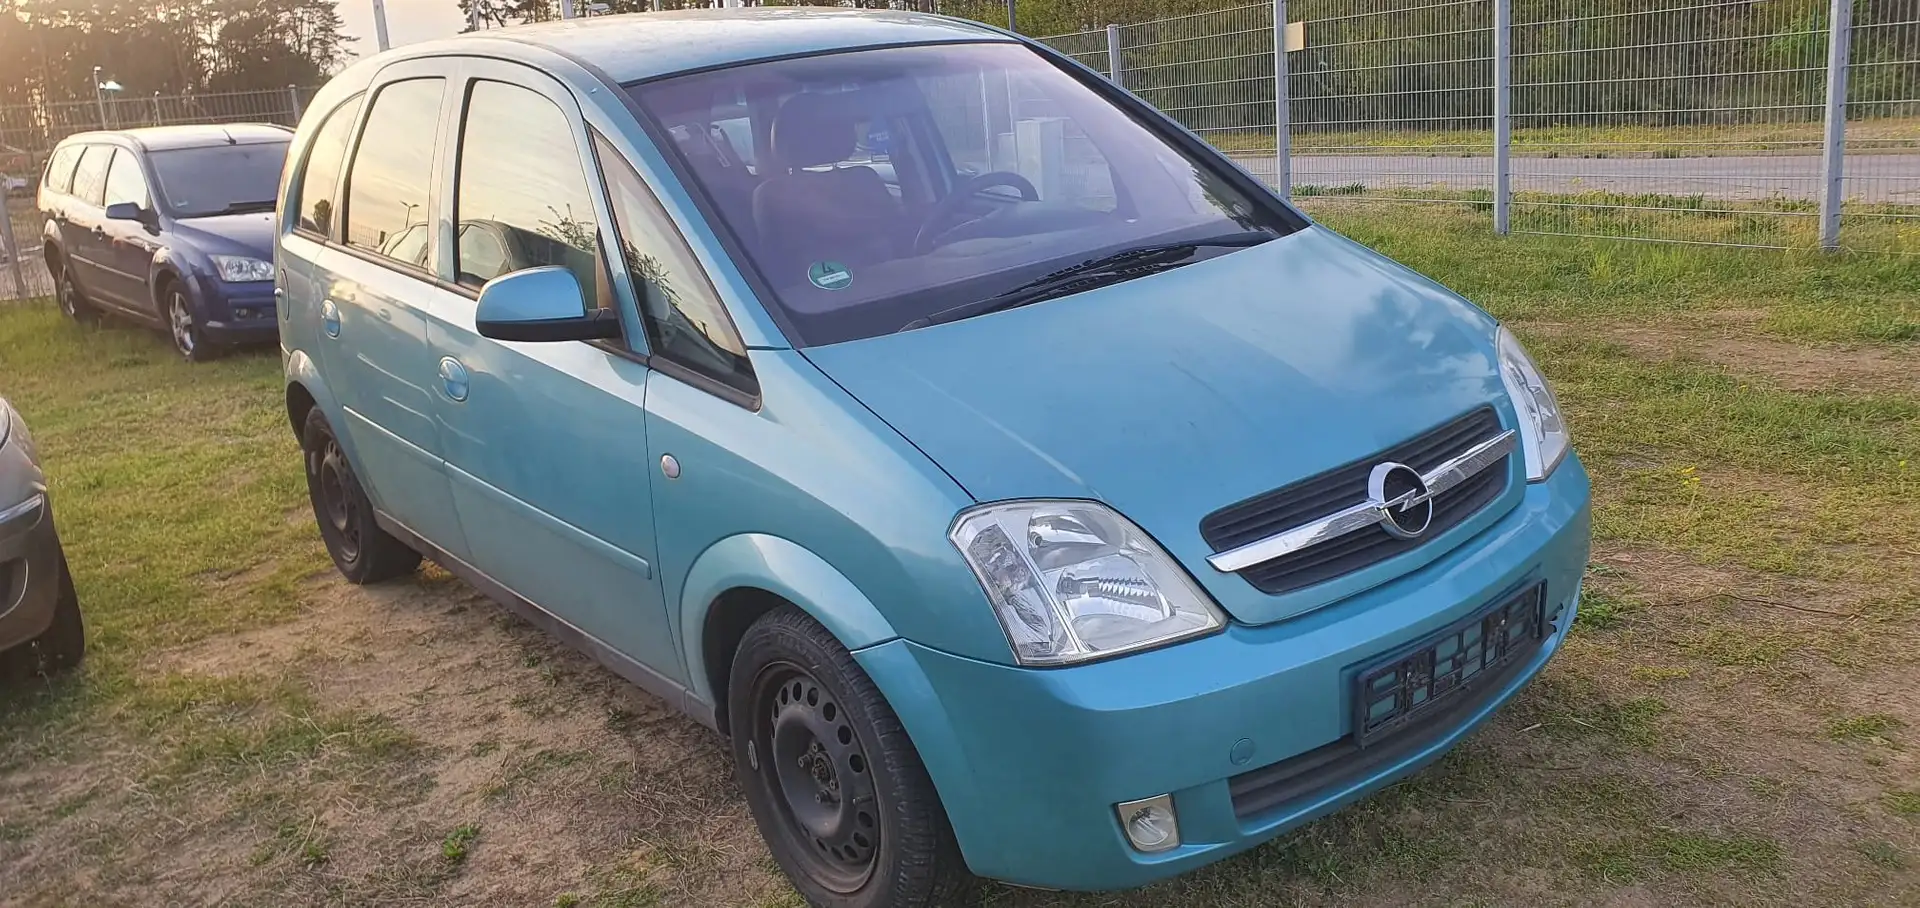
[0,493,64,653]
[857,455,1591,890]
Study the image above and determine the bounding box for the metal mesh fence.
[1843,5,1920,252]
[1037,0,1917,254]
[0,189,56,303]
[1508,0,1832,248]
[1287,0,1493,207]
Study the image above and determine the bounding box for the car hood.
[167,212,275,259]
[802,226,1517,625]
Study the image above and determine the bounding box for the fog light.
[1116,794,1180,853]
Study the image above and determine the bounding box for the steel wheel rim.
[752,662,880,893]
[317,438,361,563]
[169,292,195,356]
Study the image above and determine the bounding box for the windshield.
[630,42,1298,346]
[149,142,289,218]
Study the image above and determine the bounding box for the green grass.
[1206,116,1920,157]
[440,823,480,864]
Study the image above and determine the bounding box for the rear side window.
[43,146,80,194]
[296,94,364,237]
[452,80,607,307]
[70,146,110,206]
[343,78,445,269]
[104,150,149,209]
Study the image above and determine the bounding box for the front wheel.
[165,285,221,362]
[301,407,421,584]
[729,607,972,908]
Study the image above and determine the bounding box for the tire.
[53,258,98,324]
[301,407,421,584]
[728,607,973,908]
[164,282,221,362]
[0,555,85,681]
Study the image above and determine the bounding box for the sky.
[336,0,469,59]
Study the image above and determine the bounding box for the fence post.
[0,194,28,302]
[1492,0,1511,235]
[1105,25,1123,86]
[287,85,303,122]
[1818,0,1852,251]
[1272,0,1290,201]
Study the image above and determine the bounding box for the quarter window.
[69,146,110,206]
[343,78,445,269]
[103,150,149,209]
[595,133,754,395]
[453,79,607,306]
[43,146,80,194]
[296,94,364,237]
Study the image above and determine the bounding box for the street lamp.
[92,67,123,128]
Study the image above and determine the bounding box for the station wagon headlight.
[950,501,1225,666]
[210,255,274,283]
[1497,326,1570,481]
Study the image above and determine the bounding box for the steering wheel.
[913,171,1040,254]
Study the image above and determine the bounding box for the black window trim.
[289,90,368,245]
[69,143,115,207]
[588,127,760,409]
[617,37,1310,349]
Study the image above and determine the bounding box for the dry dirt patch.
[1528,319,1917,394]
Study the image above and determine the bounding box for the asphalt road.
[1234,152,1920,203]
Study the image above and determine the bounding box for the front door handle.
[438,356,470,402]
[320,299,341,337]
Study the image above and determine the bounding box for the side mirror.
[104,201,144,222]
[474,266,621,343]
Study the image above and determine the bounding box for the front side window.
[344,78,446,269]
[296,94,365,236]
[69,146,110,206]
[631,42,1294,346]
[44,146,80,194]
[103,149,149,209]
[453,80,606,306]
[595,133,753,394]
[149,143,286,218]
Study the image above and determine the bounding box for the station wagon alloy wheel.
[168,289,205,360]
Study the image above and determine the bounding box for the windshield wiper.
[187,199,277,217]
[898,231,1273,332]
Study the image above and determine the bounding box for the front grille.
[1200,407,1509,595]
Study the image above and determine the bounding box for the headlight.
[950,501,1225,666]
[210,255,274,283]
[1497,327,1570,481]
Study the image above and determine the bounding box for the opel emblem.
[1368,461,1434,539]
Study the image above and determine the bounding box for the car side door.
[310,64,470,559]
[61,145,113,300]
[417,60,680,683]
[98,148,161,313]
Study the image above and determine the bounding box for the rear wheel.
[165,283,221,362]
[729,607,972,908]
[54,259,97,323]
[0,555,84,681]
[302,408,421,584]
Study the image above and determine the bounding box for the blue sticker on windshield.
[808,261,852,291]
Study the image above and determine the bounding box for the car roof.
[60,124,291,153]
[426,8,1017,85]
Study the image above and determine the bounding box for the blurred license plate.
[1353,583,1546,747]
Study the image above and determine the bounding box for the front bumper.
[856,456,1591,890]
[192,275,278,345]
[0,492,64,654]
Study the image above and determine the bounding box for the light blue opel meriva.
[277,9,1590,906]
